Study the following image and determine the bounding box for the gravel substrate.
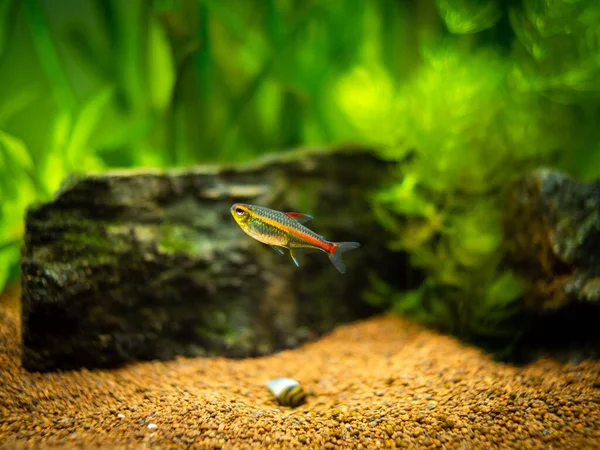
[1,286,599,449]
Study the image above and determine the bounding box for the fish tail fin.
[328,241,360,274]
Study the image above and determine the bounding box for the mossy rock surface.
[20,146,406,372]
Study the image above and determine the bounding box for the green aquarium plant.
[0,131,37,292]
[337,43,574,352]
[339,0,600,355]
[436,0,502,35]
[509,0,600,180]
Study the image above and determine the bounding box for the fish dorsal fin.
[285,212,314,224]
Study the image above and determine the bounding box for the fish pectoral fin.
[289,249,301,267]
[270,245,285,255]
[284,212,314,224]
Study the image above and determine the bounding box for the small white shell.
[266,377,305,407]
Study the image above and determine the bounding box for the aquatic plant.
[510,0,600,180]
[339,0,600,353]
[338,45,566,348]
[436,0,502,34]
[0,132,36,291]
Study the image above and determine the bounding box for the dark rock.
[504,168,600,363]
[504,168,600,311]
[20,146,409,372]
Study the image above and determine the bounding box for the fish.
[265,377,306,407]
[230,203,360,273]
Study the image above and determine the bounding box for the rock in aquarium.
[19,146,403,372]
[504,168,600,311]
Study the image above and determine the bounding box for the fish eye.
[235,208,245,216]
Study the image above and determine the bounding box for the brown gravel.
[1,286,599,449]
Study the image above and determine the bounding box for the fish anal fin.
[285,212,314,224]
[289,249,301,267]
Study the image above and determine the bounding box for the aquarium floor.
[1,287,599,449]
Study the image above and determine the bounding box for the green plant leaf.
[363,272,395,308]
[0,88,40,126]
[41,111,71,196]
[0,0,15,60]
[426,295,456,330]
[391,287,425,315]
[0,130,34,171]
[66,86,115,166]
[24,0,77,112]
[376,174,437,219]
[484,271,526,311]
[510,0,600,103]
[0,174,36,240]
[148,18,175,112]
[0,241,19,296]
[436,0,501,34]
[445,202,502,268]
[335,64,399,147]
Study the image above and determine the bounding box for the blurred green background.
[2,0,600,348]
